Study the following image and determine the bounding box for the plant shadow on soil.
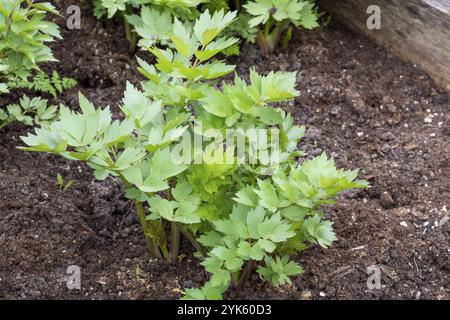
[0,1,448,300]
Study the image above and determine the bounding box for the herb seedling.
[56,173,76,191]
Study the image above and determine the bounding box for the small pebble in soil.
[319,292,326,297]
[381,143,391,153]
[330,106,341,116]
[342,189,360,199]
[304,127,322,142]
[301,291,312,300]
[400,221,408,227]
[433,93,449,105]
[379,191,395,208]
[331,153,341,162]
[39,192,49,201]
[439,216,449,227]
[387,104,397,113]
[312,148,323,156]
[183,280,194,288]
[415,291,422,300]
[381,131,395,141]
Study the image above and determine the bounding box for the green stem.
[258,19,290,55]
[231,272,240,289]
[134,201,164,259]
[170,222,181,261]
[269,20,289,53]
[256,29,270,56]
[123,11,137,54]
[233,0,241,11]
[124,13,132,42]
[179,225,207,259]
[0,119,13,131]
[119,176,166,260]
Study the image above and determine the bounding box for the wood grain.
[319,0,450,89]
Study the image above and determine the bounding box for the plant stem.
[134,201,164,259]
[170,222,180,261]
[179,225,207,259]
[257,19,291,55]
[119,176,166,259]
[233,0,241,11]
[123,11,137,55]
[124,13,132,42]
[256,29,270,56]
[0,119,13,131]
[236,260,256,290]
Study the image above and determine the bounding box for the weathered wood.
[319,0,450,89]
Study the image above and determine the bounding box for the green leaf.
[198,231,225,248]
[172,181,193,201]
[147,196,175,221]
[114,146,146,170]
[121,82,162,128]
[233,186,258,207]
[127,6,172,48]
[258,212,295,242]
[194,10,237,46]
[303,214,337,248]
[181,281,226,300]
[236,241,252,257]
[148,147,188,182]
[257,255,304,286]
[200,87,234,118]
[257,238,276,253]
[249,242,265,260]
[254,179,280,212]
[281,205,309,221]
[246,206,265,239]
[170,18,196,58]
[210,246,243,271]
[194,37,239,62]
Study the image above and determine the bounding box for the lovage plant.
[95,0,209,52]
[0,0,61,88]
[0,0,76,98]
[0,94,58,130]
[244,0,319,54]
[21,10,368,299]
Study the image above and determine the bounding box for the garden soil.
[0,1,448,299]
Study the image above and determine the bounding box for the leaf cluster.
[243,0,319,53]
[6,70,77,98]
[0,94,59,130]
[20,10,367,300]
[0,1,61,81]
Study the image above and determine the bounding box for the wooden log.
[319,0,450,90]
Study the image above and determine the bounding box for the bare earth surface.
[0,1,448,299]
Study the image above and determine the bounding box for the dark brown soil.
[0,1,448,300]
